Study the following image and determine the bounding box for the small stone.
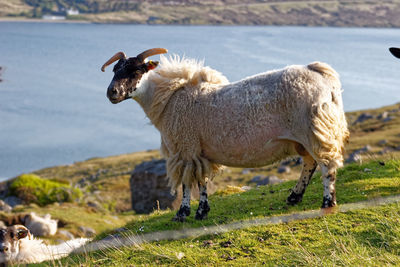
[3,196,22,207]
[363,168,372,172]
[378,140,388,146]
[346,152,362,163]
[277,165,291,174]
[257,176,282,186]
[359,145,372,153]
[353,113,373,124]
[250,176,262,183]
[59,229,75,239]
[0,200,12,213]
[383,116,394,122]
[79,226,96,237]
[241,186,252,191]
[377,111,389,120]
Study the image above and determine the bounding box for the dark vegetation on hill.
[2,0,400,27]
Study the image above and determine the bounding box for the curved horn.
[137,48,168,62]
[101,51,127,72]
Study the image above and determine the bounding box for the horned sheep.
[101,48,349,221]
[0,225,89,264]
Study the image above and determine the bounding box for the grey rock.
[3,196,22,207]
[0,200,12,213]
[359,145,372,153]
[59,229,75,239]
[383,116,394,122]
[0,221,5,228]
[377,111,389,120]
[130,159,217,214]
[250,176,262,183]
[277,166,291,174]
[79,226,96,237]
[378,139,388,146]
[347,152,362,163]
[353,113,373,124]
[257,176,282,186]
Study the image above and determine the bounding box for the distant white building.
[67,8,79,16]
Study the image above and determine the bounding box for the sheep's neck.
[134,78,161,126]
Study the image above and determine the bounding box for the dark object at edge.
[389,47,400,59]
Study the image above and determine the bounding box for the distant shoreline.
[1,18,399,28]
[0,17,90,24]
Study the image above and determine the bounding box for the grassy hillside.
[0,102,398,265]
[52,160,400,265]
[1,0,400,27]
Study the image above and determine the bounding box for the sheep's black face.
[102,48,167,104]
[106,58,159,104]
[107,58,145,104]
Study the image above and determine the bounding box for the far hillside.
[1,0,400,26]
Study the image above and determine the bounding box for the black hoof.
[172,215,187,222]
[286,191,303,205]
[172,206,190,222]
[195,201,210,220]
[321,196,337,208]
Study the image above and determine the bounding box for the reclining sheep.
[101,48,349,222]
[0,225,89,264]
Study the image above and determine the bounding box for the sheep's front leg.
[173,183,191,222]
[287,155,317,205]
[195,182,210,220]
[321,166,337,208]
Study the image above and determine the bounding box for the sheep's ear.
[145,60,159,71]
[389,47,400,59]
[17,229,29,239]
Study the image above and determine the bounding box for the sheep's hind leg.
[173,183,191,222]
[287,154,317,205]
[195,182,210,220]
[321,165,337,208]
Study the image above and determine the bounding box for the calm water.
[0,22,399,180]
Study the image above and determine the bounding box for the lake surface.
[0,22,399,180]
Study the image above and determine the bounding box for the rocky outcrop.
[130,159,179,214]
[130,159,216,214]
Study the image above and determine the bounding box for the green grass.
[63,202,400,266]
[96,160,400,237]
[45,159,400,266]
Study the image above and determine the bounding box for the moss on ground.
[9,174,82,206]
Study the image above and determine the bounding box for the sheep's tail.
[308,63,349,170]
[166,153,223,192]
